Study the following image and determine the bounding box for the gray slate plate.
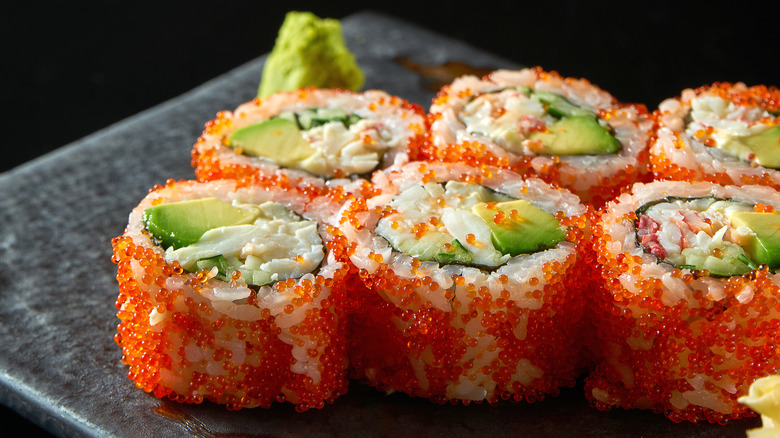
[0,10,762,438]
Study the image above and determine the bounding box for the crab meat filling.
[375,182,517,268]
[297,116,396,176]
[459,88,555,154]
[686,95,779,168]
[635,197,757,276]
[166,202,324,287]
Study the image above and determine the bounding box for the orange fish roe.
[111,179,353,411]
[651,82,780,190]
[585,181,780,424]
[425,67,654,208]
[340,161,598,405]
[191,87,427,195]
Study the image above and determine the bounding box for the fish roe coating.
[586,181,780,423]
[336,161,599,404]
[111,179,352,411]
[192,87,427,193]
[422,67,653,207]
[651,82,780,189]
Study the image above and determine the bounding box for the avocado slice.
[527,115,622,155]
[728,210,780,268]
[531,90,595,119]
[472,200,565,256]
[143,197,260,249]
[740,126,780,169]
[719,127,780,169]
[226,118,318,166]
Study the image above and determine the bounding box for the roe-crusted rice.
[192,87,426,193]
[423,67,653,206]
[587,180,780,423]
[111,178,351,411]
[335,161,596,404]
[651,82,780,188]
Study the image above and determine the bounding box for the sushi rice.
[424,67,653,206]
[111,64,780,425]
[587,180,780,423]
[111,178,352,411]
[336,160,595,404]
[192,87,426,191]
[651,82,780,188]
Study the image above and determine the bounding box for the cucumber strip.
[435,239,473,265]
[278,108,362,130]
[195,255,230,281]
[737,253,759,270]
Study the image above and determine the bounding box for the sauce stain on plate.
[394,56,493,91]
[153,403,278,438]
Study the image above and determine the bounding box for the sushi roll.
[192,87,427,193]
[111,179,351,411]
[651,82,780,188]
[424,67,653,206]
[586,180,780,423]
[337,161,595,404]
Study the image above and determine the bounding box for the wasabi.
[258,11,365,98]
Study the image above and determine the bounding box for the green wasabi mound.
[258,11,365,98]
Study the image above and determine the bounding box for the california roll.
[192,87,426,193]
[587,180,780,423]
[111,179,351,411]
[337,161,595,404]
[424,67,653,206]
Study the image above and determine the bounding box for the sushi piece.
[651,82,780,188]
[192,87,426,193]
[337,161,595,404]
[586,180,780,423]
[111,179,351,411]
[424,67,653,206]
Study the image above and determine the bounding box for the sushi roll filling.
[226,106,399,178]
[634,196,767,276]
[457,87,620,156]
[685,95,780,169]
[144,198,324,287]
[375,181,565,268]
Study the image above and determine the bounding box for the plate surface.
[0,11,761,437]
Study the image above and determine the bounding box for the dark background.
[3,1,777,435]
[4,1,779,175]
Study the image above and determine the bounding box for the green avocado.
[472,200,565,256]
[143,197,260,249]
[739,126,780,169]
[728,210,780,268]
[531,90,595,119]
[527,115,622,155]
[226,118,317,166]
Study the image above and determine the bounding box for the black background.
[3,1,778,435]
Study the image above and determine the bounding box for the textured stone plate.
[0,11,761,437]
